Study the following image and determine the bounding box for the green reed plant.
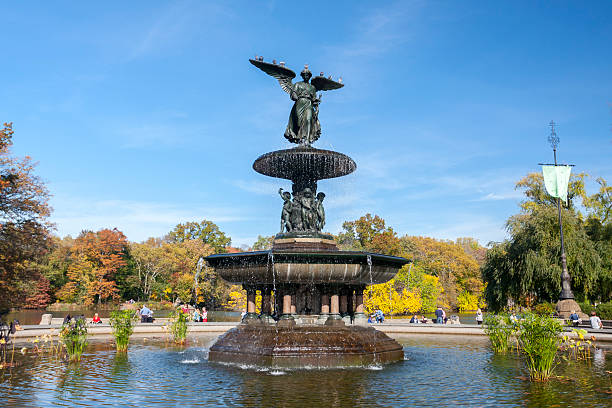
[110,310,137,352]
[517,313,563,381]
[560,328,595,361]
[484,313,516,353]
[169,310,188,344]
[59,318,88,362]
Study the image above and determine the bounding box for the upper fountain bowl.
[205,250,409,285]
[253,146,356,181]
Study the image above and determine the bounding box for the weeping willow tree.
[482,172,606,312]
[483,206,600,311]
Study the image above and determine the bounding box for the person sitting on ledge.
[91,313,102,324]
[420,316,429,324]
[590,311,603,330]
[569,310,581,327]
[409,315,419,324]
[140,305,154,323]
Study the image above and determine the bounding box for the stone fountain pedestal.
[206,234,408,368]
[208,323,403,368]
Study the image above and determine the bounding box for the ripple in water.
[180,359,200,364]
[1,335,611,408]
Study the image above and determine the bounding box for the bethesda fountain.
[205,57,409,368]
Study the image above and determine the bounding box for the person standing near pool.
[435,306,444,324]
[475,309,483,325]
[202,307,208,322]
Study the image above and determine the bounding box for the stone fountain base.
[208,323,404,368]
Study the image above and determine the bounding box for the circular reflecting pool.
[1,334,611,407]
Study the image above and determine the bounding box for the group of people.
[191,307,208,322]
[409,315,431,324]
[569,310,604,329]
[279,187,325,232]
[367,310,385,323]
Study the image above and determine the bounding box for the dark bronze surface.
[253,146,356,181]
[249,59,343,146]
[205,250,409,285]
[208,324,404,368]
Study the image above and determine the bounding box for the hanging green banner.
[542,165,572,203]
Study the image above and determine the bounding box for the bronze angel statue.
[250,57,344,145]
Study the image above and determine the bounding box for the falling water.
[366,254,380,367]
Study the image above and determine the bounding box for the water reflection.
[0,335,611,407]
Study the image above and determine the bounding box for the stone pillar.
[244,286,258,323]
[340,293,348,316]
[278,286,295,326]
[317,291,330,325]
[330,294,339,314]
[283,294,292,314]
[343,288,354,324]
[262,288,271,314]
[259,287,274,324]
[290,294,297,315]
[321,294,330,314]
[325,289,344,326]
[353,286,368,326]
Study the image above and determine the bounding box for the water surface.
[1,334,611,407]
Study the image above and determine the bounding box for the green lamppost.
[540,121,579,316]
[546,122,574,299]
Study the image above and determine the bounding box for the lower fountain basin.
[208,324,404,368]
[205,250,409,285]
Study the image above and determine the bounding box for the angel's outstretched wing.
[249,59,296,94]
[311,75,344,92]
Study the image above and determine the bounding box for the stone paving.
[10,320,612,344]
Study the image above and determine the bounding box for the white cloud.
[128,1,234,59]
[475,191,523,201]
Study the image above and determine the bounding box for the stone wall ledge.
[9,322,612,344]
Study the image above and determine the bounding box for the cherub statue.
[278,188,293,233]
[315,192,326,231]
[249,58,344,145]
[300,188,317,231]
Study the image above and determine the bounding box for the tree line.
[3,121,609,314]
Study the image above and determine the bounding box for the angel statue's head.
[300,66,312,82]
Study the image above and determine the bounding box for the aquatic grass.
[59,317,88,362]
[484,313,516,353]
[517,313,563,381]
[0,339,15,369]
[109,310,136,352]
[560,329,595,361]
[169,310,189,344]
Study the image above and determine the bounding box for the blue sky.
[2,1,611,248]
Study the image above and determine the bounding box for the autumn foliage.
[0,122,52,311]
[57,229,128,305]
